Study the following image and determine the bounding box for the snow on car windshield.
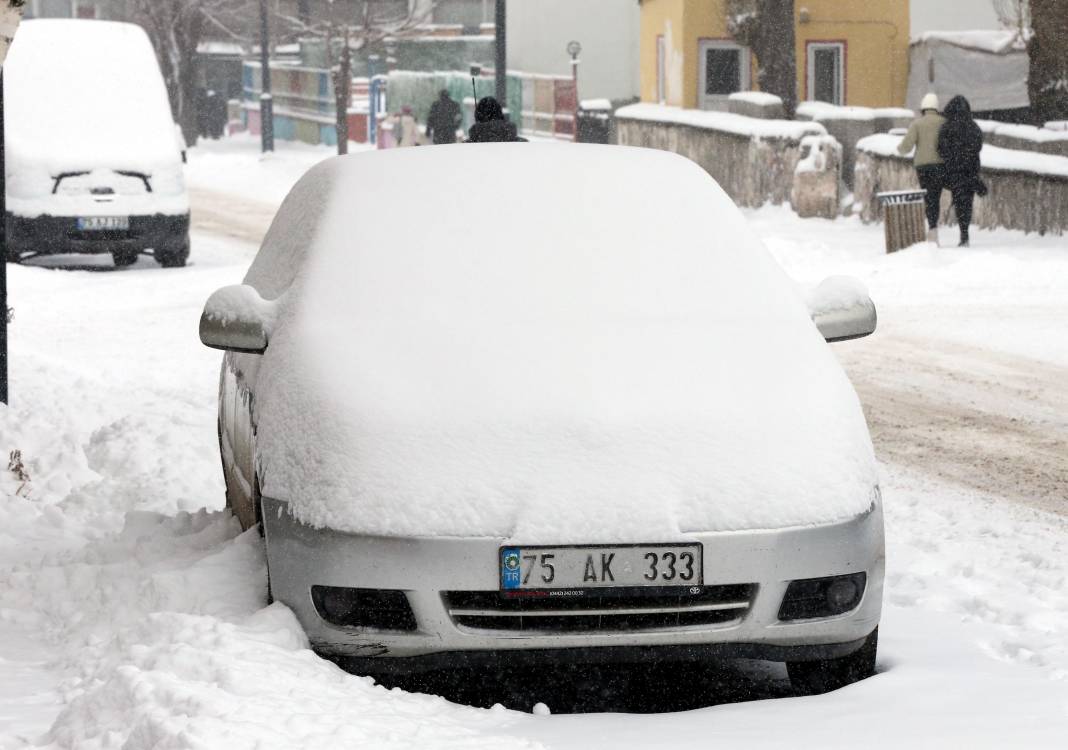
[4,20,181,176]
[248,145,878,541]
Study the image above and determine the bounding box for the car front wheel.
[787,627,878,695]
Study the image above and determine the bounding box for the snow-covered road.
[0,137,1065,748]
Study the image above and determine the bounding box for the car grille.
[443,584,755,634]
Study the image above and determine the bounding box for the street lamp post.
[258,0,274,153]
[567,40,581,142]
[0,2,25,406]
[494,0,506,107]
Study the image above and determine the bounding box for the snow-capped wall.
[614,104,825,208]
[855,134,1068,235]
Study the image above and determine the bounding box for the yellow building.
[639,0,910,110]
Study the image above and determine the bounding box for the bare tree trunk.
[334,27,351,155]
[1028,0,1068,124]
[729,0,797,117]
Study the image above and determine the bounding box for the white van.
[4,20,190,267]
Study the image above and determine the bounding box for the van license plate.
[78,216,129,231]
[500,544,702,590]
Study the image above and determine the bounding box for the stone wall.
[855,145,1068,236]
[615,113,818,208]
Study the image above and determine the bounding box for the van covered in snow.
[4,20,190,267]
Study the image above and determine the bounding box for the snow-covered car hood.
[247,145,878,542]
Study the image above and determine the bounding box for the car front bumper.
[262,497,884,672]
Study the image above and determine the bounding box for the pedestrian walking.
[897,93,946,244]
[386,105,421,148]
[937,95,986,247]
[425,89,461,145]
[467,97,522,143]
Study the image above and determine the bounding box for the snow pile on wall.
[246,144,876,540]
[795,134,841,174]
[911,29,1026,54]
[797,102,914,125]
[729,91,783,106]
[615,103,824,141]
[858,133,1068,179]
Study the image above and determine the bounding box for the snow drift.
[241,144,878,540]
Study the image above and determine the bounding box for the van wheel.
[787,628,878,695]
[155,240,189,268]
[112,249,140,267]
[6,247,23,264]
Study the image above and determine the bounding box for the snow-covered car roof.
[247,144,877,541]
[4,20,182,175]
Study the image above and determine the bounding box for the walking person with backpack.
[897,93,946,244]
[937,95,986,247]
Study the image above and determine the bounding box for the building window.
[698,40,750,109]
[807,41,845,105]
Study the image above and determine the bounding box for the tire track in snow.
[837,333,1068,516]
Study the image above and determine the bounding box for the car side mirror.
[807,276,877,342]
[199,284,273,354]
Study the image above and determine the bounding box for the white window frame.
[697,40,750,110]
[807,42,845,105]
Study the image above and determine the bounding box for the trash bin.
[576,107,612,144]
[876,190,927,253]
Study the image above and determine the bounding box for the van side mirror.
[807,276,877,342]
[199,284,272,354]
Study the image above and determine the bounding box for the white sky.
[910,0,1003,36]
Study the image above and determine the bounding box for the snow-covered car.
[4,20,190,267]
[200,144,883,695]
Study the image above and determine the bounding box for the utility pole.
[0,2,24,406]
[258,0,274,152]
[494,0,506,107]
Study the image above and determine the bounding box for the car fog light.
[826,578,860,610]
[320,587,359,622]
[778,572,867,621]
[310,585,418,631]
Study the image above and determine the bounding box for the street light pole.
[258,0,274,153]
[494,0,506,107]
[0,2,24,406]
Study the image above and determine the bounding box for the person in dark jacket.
[937,95,986,247]
[467,97,522,143]
[425,89,461,145]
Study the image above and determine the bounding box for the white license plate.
[77,216,129,231]
[500,544,702,591]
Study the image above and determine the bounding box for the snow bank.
[4,20,182,177]
[246,144,876,540]
[857,133,1068,179]
[615,103,825,141]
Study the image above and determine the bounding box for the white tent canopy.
[907,30,1029,113]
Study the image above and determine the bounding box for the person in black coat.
[467,97,523,143]
[425,89,461,145]
[937,95,986,247]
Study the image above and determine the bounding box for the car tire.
[112,249,140,267]
[155,239,189,268]
[787,627,878,695]
[6,246,23,264]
